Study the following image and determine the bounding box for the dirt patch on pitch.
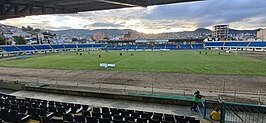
[0,67,265,93]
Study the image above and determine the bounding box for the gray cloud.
[144,0,266,28]
[90,22,123,28]
[1,0,266,33]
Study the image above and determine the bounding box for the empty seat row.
[0,93,200,123]
[204,41,266,47]
[0,44,107,52]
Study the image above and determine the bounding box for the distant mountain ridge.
[49,29,133,37]
[229,28,258,35]
[0,23,259,37]
[49,28,257,37]
[194,28,212,33]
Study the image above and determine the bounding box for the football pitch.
[0,50,266,76]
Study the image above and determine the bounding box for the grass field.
[0,50,266,76]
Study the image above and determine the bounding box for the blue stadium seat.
[16,45,36,50]
[64,44,77,49]
[127,45,137,50]
[204,42,224,47]
[33,45,52,50]
[0,46,20,52]
[191,44,203,49]
[93,43,107,47]
[77,44,93,48]
[10,110,30,123]
[154,44,165,49]
[180,44,191,49]
[106,45,114,50]
[224,41,249,46]
[136,45,147,49]
[165,44,177,49]
[114,45,126,50]
[249,41,266,47]
[50,44,64,49]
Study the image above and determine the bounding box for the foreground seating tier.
[0,93,200,123]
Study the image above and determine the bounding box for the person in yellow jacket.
[210,108,221,121]
[190,91,204,111]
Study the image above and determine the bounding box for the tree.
[33,28,41,32]
[21,26,27,31]
[72,38,78,42]
[0,36,5,45]
[13,36,26,44]
[26,26,34,32]
[43,31,53,36]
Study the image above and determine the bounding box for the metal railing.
[221,102,266,123]
[1,76,266,123]
[202,100,266,123]
[0,75,265,105]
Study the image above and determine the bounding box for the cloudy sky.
[0,0,266,34]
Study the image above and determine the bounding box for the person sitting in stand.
[210,108,221,121]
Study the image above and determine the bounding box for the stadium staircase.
[15,46,23,51]
[247,41,252,47]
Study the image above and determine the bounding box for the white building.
[257,28,266,41]
[213,25,229,41]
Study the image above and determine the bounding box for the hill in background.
[49,28,257,37]
[49,29,134,37]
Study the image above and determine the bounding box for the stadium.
[0,0,266,123]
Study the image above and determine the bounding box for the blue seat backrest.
[180,44,191,49]
[33,45,51,50]
[17,45,35,50]
[93,44,107,47]
[77,44,93,48]
[106,45,114,50]
[64,44,77,48]
[224,42,249,46]
[191,44,203,49]
[249,42,266,47]
[204,42,224,46]
[165,44,177,49]
[0,46,20,52]
[51,45,64,49]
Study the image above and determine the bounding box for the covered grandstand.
[0,42,205,56]
[0,0,202,20]
[204,41,266,51]
[0,43,107,55]
[1,40,266,57]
